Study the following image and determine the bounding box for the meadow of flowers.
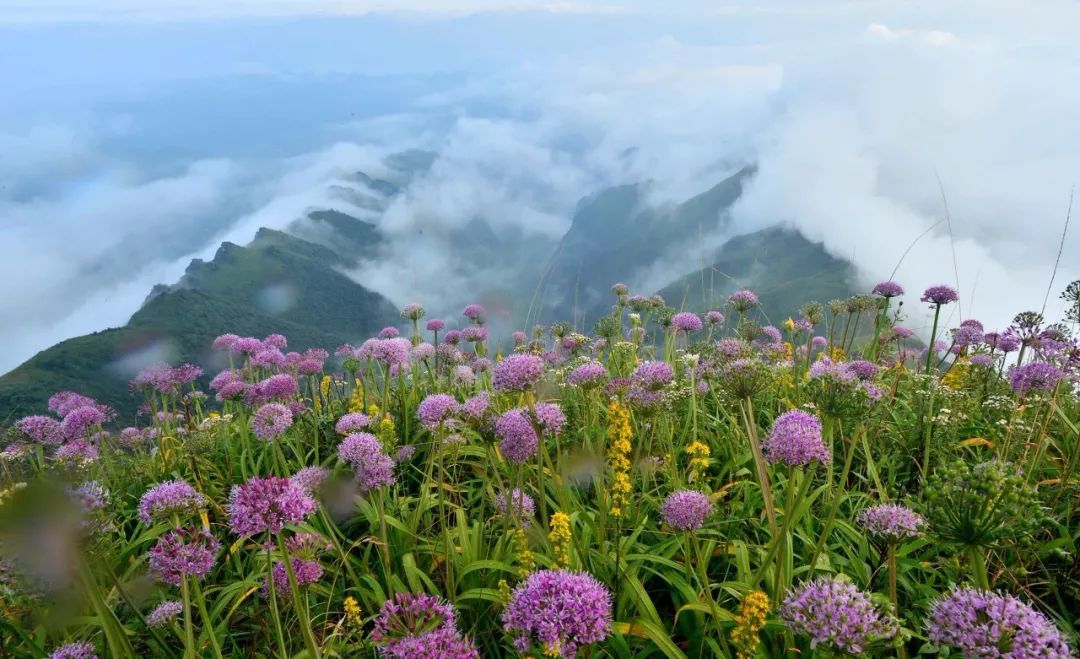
[2,280,1080,658]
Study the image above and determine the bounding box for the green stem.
[967,545,990,590]
[276,535,321,659]
[740,398,778,535]
[807,432,857,575]
[191,579,224,659]
[265,538,289,658]
[888,542,906,659]
[690,533,733,657]
[181,576,196,659]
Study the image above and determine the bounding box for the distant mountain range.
[0,154,857,422]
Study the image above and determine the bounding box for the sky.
[1,0,1079,372]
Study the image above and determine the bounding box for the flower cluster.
[492,354,544,392]
[337,433,396,492]
[495,489,535,527]
[227,476,317,536]
[372,592,479,659]
[780,576,897,654]
[857,504,926,542]
[731,591,770,659]
[502,570,612,658]
[661,490,713,531]
[148,527,221,586]
[606,400,633,518]
[138,481,207,525]
[927,587,1071,657]
[762,410,830,466]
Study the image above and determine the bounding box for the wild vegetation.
[2,279,1079,658]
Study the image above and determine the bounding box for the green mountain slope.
[0,230,399,423]
[659,227,856,322]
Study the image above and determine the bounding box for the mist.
[1,1,1079,373]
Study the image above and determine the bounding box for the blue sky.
[1,0,1079,372]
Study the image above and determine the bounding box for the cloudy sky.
[1,0,1079,372]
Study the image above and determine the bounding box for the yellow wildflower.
[781,341,793,361]
[783,317,795,332]
[514,528,535,577]
[942,357,970,390]
[730,590,770,659]
[497,579,512,606]
[343,596,362,627]
[377,415,397,450]
[830,346,846,361]
[548,512,572,569]
[685,440,711,483]
[606,400,633,518]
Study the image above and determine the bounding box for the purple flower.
[462,303,487,323]
[461,325,488,343]
[48,392,97,418]
[495,489,535,527]
[337,433,395,492]
[212,333,240,351]
[705,310,725,325]
[512,330,527,344]
[15,415,64,445]
[290,467,329,494]
[256,374,298,401]
[250,348,286,370]
[426,318,445,332]
[671,312,703,333]
[1009,362,1064,396]
[970,354,994,368]
[251,403,293,441]
[988,331,1021,353]
[379,326,401,339]
[263,334,287,349]
[567,361,608,388]
[373,592,479,659]
[496,409,538,463]
[55,438,99,461]
[661,490,713,531]
[727,289,759,312]
[503,570,612,658]
[417,394,461,431]
[148,527,221,586]
[444,330,463,345]
[263,558,324,598]
[534,402,566,436]
[410,342,435,363]
[59,406,106,440]
[760,326,783,344]
[872,281,904,298]
[147,600,183,627]
[857,504,925,542]
[49,642,97,659]
[921,285,959,306]
[808,357,857,384]
[401,303,425,320]
[762,410,830,466]
[811,336,828,348]
[953,324,984,348]
[928,588,1071,657]
[138,481,207,525]
[227,476,317,536]
[235,337,264,355]
[452,365,475,384]
[626,386,664,410]
[373,338,411,367]
[461,392,491,422]
[632,360,674,390]
[848,360,879,380]
[781,577,897,654]
[335,413,371,434]
[492,354,545,393]
[395,445,416,462]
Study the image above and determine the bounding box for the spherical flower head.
[762,410,830,466]
[461,325,488,343]
[460,392,491,423]
[227,476,316,536]
[60,406,106,440]
[48,391,98,418]
[953,324,985,348]
[811,336,828,348]
[372,592,478,658]
[452,364,475,384]
[921,285,959,306]
[705,310,725,325]
[379,326,401,339]
[662,490,714,531]
[335,412,371,434]
[337,433,396,493]
[55,438,99,461]
[992,331,1021,353]
[147,600,183,627]
[632,360,674,391]
[462,303,487,323]
[496,409,538,463]
[872,281,904,298]
[290,466,329,494]
[395,445,417,463]
[401,303,425,321]
[148,527,221,586]
[781,577,897,654]
[261,333,287,349]
[49,642,97,659]
[215,380,248,402]
[857,504,925,542]
[848,360,879,380]
[444,330,463,345]
[16,415,64,445]
[611,282,629,296]
[534,402,566,436]
[250,348,286,370]
[212,333,240,351]
[671,312,703,333]
[426,318,445,332]
[808,357,857,384]
[251,403,293,441]
[503,569,612,658]
[495,488,536,527]
[512,330,527,344]
[728,289,759,312]
[1009,361,1064,396]
[492,354,545,393]
[759,326,783,345]
[264,558,324,598]
[928,587,1071,657]
[417,394,461,431]
[969,354,994,368]
[138,480,207,525]
[567,361,608,388]
[254,374,297,402]
[373,338,411,367]
[410,342,435,363]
